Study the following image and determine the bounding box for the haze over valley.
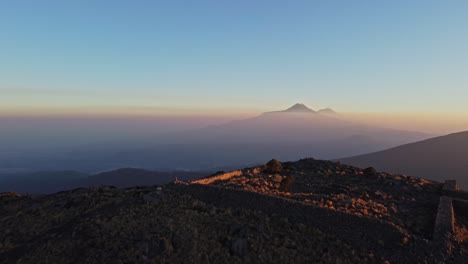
[1,1,468,263]
[0,103,435,175]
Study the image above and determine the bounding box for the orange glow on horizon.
[2,106,468,135]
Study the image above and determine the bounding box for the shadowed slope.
[339,131,468,190]
[1,158,467,263]
[0,186,382,263]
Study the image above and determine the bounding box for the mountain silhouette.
[339,131,468,190]
[317,108,337,115]
[0,169,209,194]
[282,103,316,113]
[0,104,432,173]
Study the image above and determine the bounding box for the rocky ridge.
[1,185,381,264]
[195,158,441,238]
[1,158,467,263]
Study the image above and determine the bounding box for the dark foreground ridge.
[0,185,381,264]
[1,159,467,263]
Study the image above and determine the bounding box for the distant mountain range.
[275,103,337,115]
[0,104,432,173]
[0,169,209,194]
[6,128,467,194]
[278,103,317,113]
[339,131,468,190]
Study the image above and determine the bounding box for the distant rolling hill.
[0,169,209,194]
[339,131,468,190]
[0,171,90,194]
[87,168,208,188]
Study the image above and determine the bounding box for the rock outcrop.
[1,158,467,263]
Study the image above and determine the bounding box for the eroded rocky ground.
[202,158,442,238]
[453,204,468,259]
[0,186,384,264]
[2,158,467,263]
[455,218,468,249]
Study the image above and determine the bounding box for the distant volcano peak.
[283,103,315,113]
[317,108,337,115]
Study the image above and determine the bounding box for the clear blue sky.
[1,0,468,114]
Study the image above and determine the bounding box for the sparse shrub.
[265,159,283,173]
[279,175,294,192]
[364,167,377,175]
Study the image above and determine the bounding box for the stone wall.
[430,180,468,261]
[433,196,454,241]
[184,176,468,262]
[443,180,460,191]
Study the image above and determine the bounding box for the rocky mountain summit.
[1,158,467,263]
[195,159,441,237]
[266,103,337,115]
[282,103,316,113]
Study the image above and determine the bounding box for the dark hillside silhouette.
[339,131,468,189]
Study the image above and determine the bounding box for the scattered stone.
[272,175,283,183]
[0,158,454,263]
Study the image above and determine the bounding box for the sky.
[1,0,468,115]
